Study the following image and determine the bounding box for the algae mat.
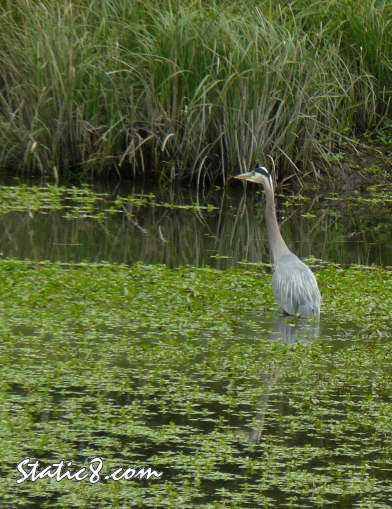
[0,259,391,508]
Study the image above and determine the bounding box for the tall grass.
[0,0,390,183]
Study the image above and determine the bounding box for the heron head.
[234,166,272,185]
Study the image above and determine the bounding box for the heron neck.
[264,188,291,265]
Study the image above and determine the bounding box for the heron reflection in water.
[235,166,320,319]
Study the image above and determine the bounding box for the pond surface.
[1,177,392,508]
[0,177,392,267]
[1,261,391,508]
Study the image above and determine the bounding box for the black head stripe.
[254,166,270,178]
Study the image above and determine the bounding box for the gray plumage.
[272,254,320,318]
[235,166,321,318]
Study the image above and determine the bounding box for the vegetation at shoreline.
[0,0,391,182]
[0,259,392,507]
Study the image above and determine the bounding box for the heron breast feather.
[272,257,320,317]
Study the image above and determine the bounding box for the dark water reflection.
[0,178,391,267]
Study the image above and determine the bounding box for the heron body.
[235,166,321,318]
[272,253,320,318]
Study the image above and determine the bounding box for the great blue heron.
[235,166,321,318]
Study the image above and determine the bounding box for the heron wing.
[272,255,321,317]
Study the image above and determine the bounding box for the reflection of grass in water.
[1,183,392,267]
[0,185,217,219]
[1,259,392,507]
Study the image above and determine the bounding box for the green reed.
[0,0,389,182]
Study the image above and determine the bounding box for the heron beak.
[234,172,253,180]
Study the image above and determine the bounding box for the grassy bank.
[0,0,391,182]
[0,259,391,507]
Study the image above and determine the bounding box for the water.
[2,177,392,508]
[0,178,391,267]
